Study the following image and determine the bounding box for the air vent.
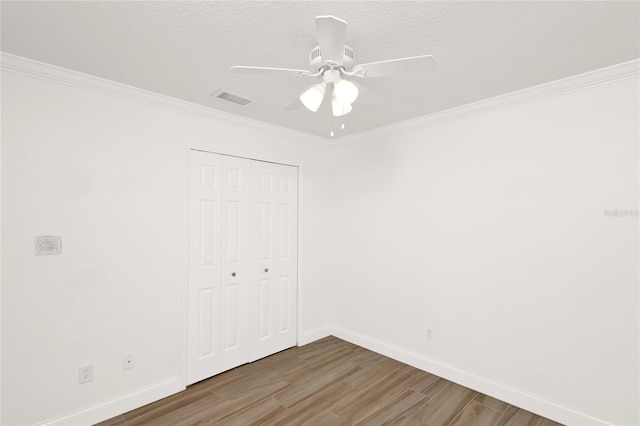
[212,90,254,106]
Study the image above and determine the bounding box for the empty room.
[1,1,638,425]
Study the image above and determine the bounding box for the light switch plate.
[35,235,62,255]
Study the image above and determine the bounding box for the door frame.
[178,144,302,388]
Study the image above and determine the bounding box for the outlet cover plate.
[79,364,93,384]
[123,353,135,370]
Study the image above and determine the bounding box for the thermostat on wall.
[35,235,62,255]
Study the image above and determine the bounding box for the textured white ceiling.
[2,1,639,139]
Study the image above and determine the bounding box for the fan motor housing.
[310,45,354,71]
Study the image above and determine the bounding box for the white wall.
[328,75,639,425]
[0,56,333,425]
[2,54,638,426]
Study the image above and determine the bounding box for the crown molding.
[0,52,328,145]
[2,53,637,146]
[331,59,640,146]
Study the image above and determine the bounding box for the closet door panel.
[275,166,298,343]
[186,150,223,385]
[250,161,298,361]
[220,155,251,371]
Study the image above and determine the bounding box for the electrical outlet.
[426,327,433,341]
[79,364,93,384]
[123,353,135,371]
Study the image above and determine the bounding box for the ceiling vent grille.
[212,90,255,106]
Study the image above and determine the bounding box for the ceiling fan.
[230,15,437,117]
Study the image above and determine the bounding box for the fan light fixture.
[300,71,358,116]
[332,96,352,117]
[333,79,359,105]
[300,83,326,112]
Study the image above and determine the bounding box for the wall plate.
[35,235,62,255]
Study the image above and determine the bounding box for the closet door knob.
[264,268,269,273]
[231,272,236,277]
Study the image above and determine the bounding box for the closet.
[186,149,298,385]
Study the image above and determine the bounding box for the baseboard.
[40,377,184,426]
[331,327,617,426]
[298,325,333,346]
[36,330,618,425]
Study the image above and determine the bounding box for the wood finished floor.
[97,337,563,426]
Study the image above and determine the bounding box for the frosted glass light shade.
[300,83,326,112]
[333,79,359,105]
[332,96,352,117]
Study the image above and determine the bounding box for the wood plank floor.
[97,337,563,426]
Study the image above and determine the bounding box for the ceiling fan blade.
[355,55,437,78]
[230,66,311,77]
[315,15,347,64]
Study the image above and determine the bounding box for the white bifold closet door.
[186,150,298,386]
[249,160,298,362]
